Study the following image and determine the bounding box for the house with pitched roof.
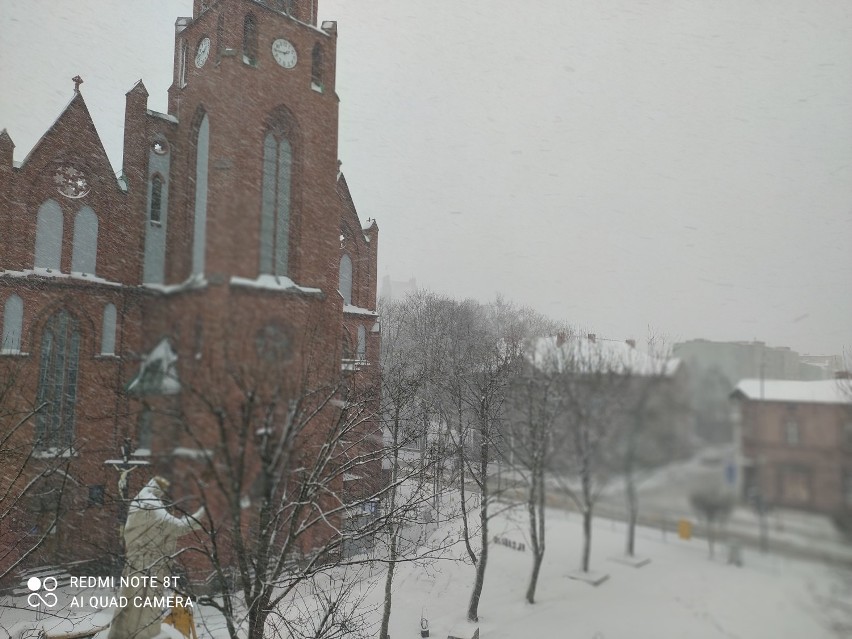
[731,376,852,514]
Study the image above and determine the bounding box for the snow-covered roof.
[733,378,852,405]
[1,268,123,287]
[143,273,207,295]
[230,274,321,295]
[146,109,178,124]
[343,304,377,316]
[531,335,680,377]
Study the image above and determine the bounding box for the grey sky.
[1,0,850,355]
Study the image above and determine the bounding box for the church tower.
[154,0,341,288]
[0,0,380,572]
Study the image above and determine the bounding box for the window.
[137,408,152,453]
[338,254,353,305]
[34,199,63,270]
[35,311,81,451]
[149,175,163,223]
[357,324,366,360]
[192,112,210,275]
[179,40,188,87]
[101,303,117,355]
[88,485,105,507]
[71,206,98,274]
[216,13,225,61]
[243,14,258,65]
[311,43,323,90]
[259,131,292,275]
[2,294,23,353]
[784,418,800,446]
[341,329,353,360]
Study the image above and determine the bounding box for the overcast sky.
[1,0,850,356]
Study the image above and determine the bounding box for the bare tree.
[617,334,689,558]
[501,315,563,604]
[0,358,73,583]
[377,293,437,639]
[548,334,626,574]
[424,298,522,622]
[122,318,374,639]
[127,308,458,639]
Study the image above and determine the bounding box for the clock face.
[271,39,297,68]
[195,37,211,68]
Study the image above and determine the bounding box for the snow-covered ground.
[4,501,850,638]
[371,507,852,639]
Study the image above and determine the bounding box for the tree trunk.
[380,407,402,639]
[467,491,488,621]
[581,507,592,573]
[625,473,637,557]
[467,425,489,622]
[246,592,270,639]
[526,460,546,604]
[379,530,397,639]
[625,425,638,557]
[526,550,544,604]
[580,444,593,573]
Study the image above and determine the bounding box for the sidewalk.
[488,478,852,568]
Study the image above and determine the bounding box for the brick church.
[0,0,380,575]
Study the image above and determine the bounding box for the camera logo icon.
[26,576,58,608]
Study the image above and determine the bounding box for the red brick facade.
[733,381,852,515]
[0,0,380,575]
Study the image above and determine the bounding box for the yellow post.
[164,601,198,639]
[678,519,693,540]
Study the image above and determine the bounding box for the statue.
[108,477,205,639]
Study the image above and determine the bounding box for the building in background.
[380,275,417,301]
[674,339,842,384]
[731,376,852,515]
[674,339,843,442]
[0,0,380,573]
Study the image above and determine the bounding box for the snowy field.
[3,502,850,639]
[365,508,852,639]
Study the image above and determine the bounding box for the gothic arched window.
[179,40,188,87]
[34,200,63,270]
[243,14,258,65]
[357,324,366,360]
[35,310,80,451]
[101,303,117,355]
[311,43,323,89]
[149,175,163,223]
[216,13,225,61]
[260,130,293,276]
[192,112,210,275]
[71,206,98,274]
[338,254,353,305]
[341,328,353,360]
[2,294,23,353]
